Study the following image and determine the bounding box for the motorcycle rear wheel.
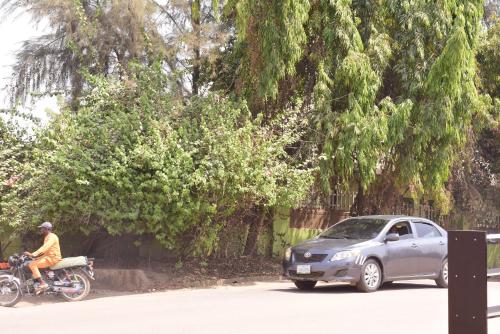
[61,270,90,302]
[0,276,22,307]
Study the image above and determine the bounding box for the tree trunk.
[191,0,201,95]
[350,183,367,216]
[70,69,84,112]
[265,208,276,258]
[243,206,266,256]
[192,50,201,95]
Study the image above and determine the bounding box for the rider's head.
[38,221,53,236]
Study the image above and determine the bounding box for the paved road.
[2,280,500,334]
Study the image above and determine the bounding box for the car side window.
[414,222,442,238]
[387,221,413,240]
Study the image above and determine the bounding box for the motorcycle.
[0,253,95,307]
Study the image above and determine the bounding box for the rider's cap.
[38,221,53,229]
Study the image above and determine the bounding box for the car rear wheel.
[435,259,448,288]
[357,259,382,293]
[294,280,317,290]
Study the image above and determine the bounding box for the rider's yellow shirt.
[32,232,62,261]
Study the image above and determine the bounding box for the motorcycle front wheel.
[0,276,22,307]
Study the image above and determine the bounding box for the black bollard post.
[448,230,488,334]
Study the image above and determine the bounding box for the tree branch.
[153,0,185,34]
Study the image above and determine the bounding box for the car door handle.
[439,241,445,246]
[411,243,418,248]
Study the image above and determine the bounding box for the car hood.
[292,238,375,252]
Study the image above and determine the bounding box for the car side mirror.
[385,233,400,242]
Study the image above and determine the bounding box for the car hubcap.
[364,263,380,288]
[443,262,448,284]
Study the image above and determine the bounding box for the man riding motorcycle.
[23,222,62,294]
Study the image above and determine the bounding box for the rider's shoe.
[35,283,49,295]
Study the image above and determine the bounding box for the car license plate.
[297,265,311,274]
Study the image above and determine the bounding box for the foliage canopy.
[1,0,498,256]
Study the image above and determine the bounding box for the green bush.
[0,63,314,256]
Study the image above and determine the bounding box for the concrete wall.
[272,208,322,257]
[488,244,500,268]
[3,217,497,264]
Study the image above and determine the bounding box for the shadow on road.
[11,280,262,308]
[11,290,137,308]
[272,281,440,294]
[10,281,265,308]
[14,294,64,307]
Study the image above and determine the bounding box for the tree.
[1,0,231,105]
[227,0,494,214]
[1,0,166,107]
[446,7,500,229]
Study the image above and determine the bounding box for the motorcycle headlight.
[330,250,360,262]
[8,256,17,267]
[284,247,292,261]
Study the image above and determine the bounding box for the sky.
[0,10,58,126]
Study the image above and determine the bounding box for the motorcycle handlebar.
[20,254,34,261]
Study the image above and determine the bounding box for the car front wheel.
[294,280,317,290]
[435,259,448,288]
[357,259,382,293]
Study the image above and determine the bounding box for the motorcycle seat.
[50,256,88,270]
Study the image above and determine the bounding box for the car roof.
[351,215,433,221]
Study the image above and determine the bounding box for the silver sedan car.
[282,215,448,292]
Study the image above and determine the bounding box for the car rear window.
[414,222,442,238]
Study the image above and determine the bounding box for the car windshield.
[319,218,388,240]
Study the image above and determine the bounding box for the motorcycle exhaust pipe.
[53,286,81,294]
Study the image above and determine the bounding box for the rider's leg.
[28,260,42,280]
[28,257,56,292]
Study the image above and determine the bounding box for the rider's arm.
[32,234,56,257]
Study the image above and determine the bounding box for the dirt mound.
[90,258,282,292]
[94,269,152,291]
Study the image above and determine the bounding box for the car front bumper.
[283,258,363,283]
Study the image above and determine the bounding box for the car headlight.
[330,250,360,262]
[285,247,292,261]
